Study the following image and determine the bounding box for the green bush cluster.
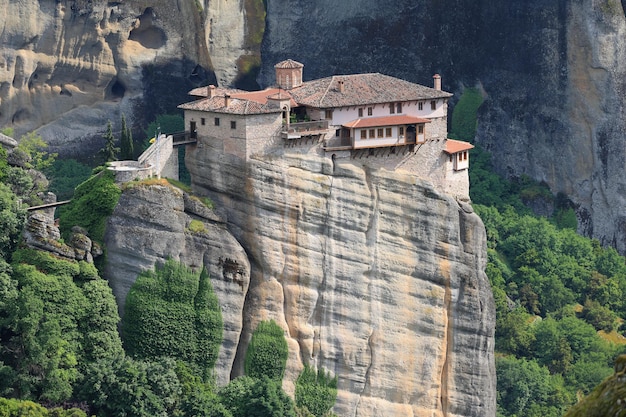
[0,397,86,417]
[244,320,289,381]
[121,260,223,380]
[0,250,123,403]
[58,170,121,244]
[295,366,337,417]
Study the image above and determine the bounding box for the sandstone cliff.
[104,182,250,386]
[0,0,213,156]
[260,0,626,255]
[183,141,496,416]
[3,0,626,254]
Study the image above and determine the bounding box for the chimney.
[338,80,344,93]
[433,74,441,91]
[207,85,216,98]
[224,94,231,107]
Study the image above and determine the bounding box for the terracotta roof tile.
[274,59,304,69]
[444,139,475,154]
[288,73,452,108]
[178,96,281,115]
[343,115,431,128]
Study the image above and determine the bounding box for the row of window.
[352,100,438,118]
[360,127,394,139]
[357,125,424,139]
[200,117,237,129]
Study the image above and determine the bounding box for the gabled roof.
[288,73,452,109]
[178,96,282,115]
[343,115,431,129]
[444,139,475,154]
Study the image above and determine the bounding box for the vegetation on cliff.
[451,87,626,416]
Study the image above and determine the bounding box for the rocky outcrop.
[260,0,626,254]
[0,0,212,157]
[103,182,250,386]
[182,139,496,416]
[23,192,103,261]
[563,355,626,417]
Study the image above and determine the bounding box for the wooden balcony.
[282,120,329,139]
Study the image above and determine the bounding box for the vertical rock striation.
[185,139,496,416]
[104,183,250,386]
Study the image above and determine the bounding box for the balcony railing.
[282,120,329,138]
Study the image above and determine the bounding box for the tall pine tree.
[99,120,119,163]
[120,114,134,160]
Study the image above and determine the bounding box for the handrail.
[284,120,329,133]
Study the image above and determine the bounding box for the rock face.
[259,0,626,254]
[181,139,496,416]
[103,183,250,386]
[0,0,212,157]
[4,0,626,253]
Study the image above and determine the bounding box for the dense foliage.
[0,397,86,417]
[295,366,337,417]
[244,320,289,381]
[449,86,626,416]
[121,260,223,380]
[58,170,121,243]
[44,159,92,202]
[219,376,295,417]
[0,249,123,403]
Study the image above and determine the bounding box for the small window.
[230,120,236,129]
[389,103,395,114]
[418,102,423,111]
[214,117,220,126]
[325,109,333,119]
[369,129,375,138]
[335,129,341,137]
[396,103,402,113]
[360,130,367,139]
[385,127,392,137]
[418,125,424,134]
[431,100,436,110]
[449,155,453,162]
[367,107,373,116]
[377,128,383,138]
[201,118,206,126]
[358,108,363,117]
[464,151,468,160]
[399,126,404,135]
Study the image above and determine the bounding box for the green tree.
[79,356,182,417]
[44,159,92,201]
[121,260,223,380]
[120,114,134,160]
[0,249,123,403]
[244,320,288,382]
[58,170,121,243]
[99,121,119,163]
[295,365,337,417]
[496,356,572,417]
[16,132,57,171]
[0,182,27,259]
[449,87,483,141]
[0,397,86,417]
[219,376,296,417]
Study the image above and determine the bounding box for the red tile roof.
[178,96,282,115]
[444,139,475,154]
[275,59,304,69]
[343,115,431,128]
[288,73,452,108]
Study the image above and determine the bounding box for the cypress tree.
[99,120,119,163]
[120,114,134,160]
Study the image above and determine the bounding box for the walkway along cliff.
[104,61,496,417]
